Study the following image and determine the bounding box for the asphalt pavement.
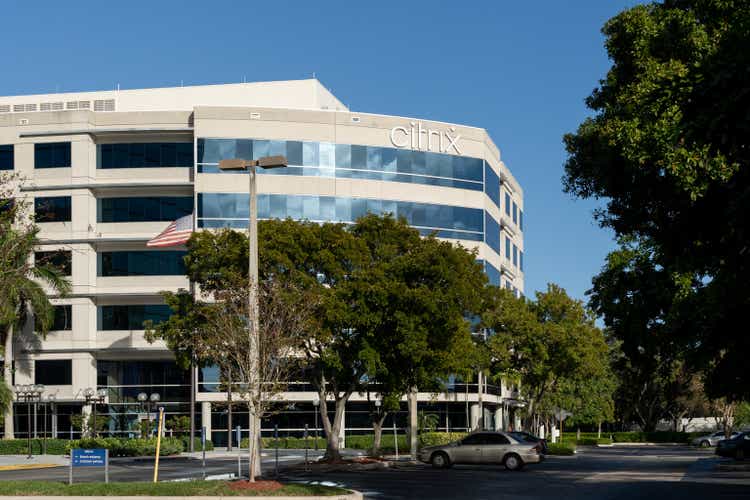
[0,445,748,499]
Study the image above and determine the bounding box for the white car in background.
[691,431,740,448]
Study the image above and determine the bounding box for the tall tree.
[0,173,71,439]
[344,214,485,455]
[563,0,750,400]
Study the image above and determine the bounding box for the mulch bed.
[228,480,285,492]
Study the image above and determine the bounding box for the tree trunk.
[3,324,14,439]
[408,388,418,458]
[319,392,348,462]
[227,370,233,452]
[371,411,387,457]
[247,411,261,481]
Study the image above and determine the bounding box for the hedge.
[547,442,576,455]
[562,431,700,444]
[68,437,183,457]
[0,439,70,455]
[180,436,214,452]
[576,437,612,445]
[419,432,468,447]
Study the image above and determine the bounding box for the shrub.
[0,439,70,455]
[547,442,576,455]
[67,437,183,457]
[419,432,468,447]
[180,437,214,452]
[576,437,612,446]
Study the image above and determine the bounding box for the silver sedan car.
[691,431,740,447]
[418,431,544,471]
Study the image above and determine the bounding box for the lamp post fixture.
[137,392,161,438]
[83,387,108,438]
[312,398,320,451]
[218,155,287,474]
[43,394,55,454]
[14,384,44,459]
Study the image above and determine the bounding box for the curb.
[0,492,363,500]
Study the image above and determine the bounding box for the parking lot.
[0,445,748,499]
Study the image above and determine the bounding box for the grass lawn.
[0,480,348,496]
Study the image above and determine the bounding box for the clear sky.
[0,0,641,304]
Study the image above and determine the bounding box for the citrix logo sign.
[389,122,462,154]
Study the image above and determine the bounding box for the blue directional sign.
[71,448,107,467]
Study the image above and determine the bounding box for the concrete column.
[550,425,557,443]
[408,389,418,458]
[51,406,58,439]
[538,424,546,440]
[514,414,522,433]
[493,407,503,431]
[470,404,480,431]
[201,402,212,442]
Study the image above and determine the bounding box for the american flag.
[147,214,194,248]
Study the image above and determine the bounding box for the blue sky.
[0,0,641,304]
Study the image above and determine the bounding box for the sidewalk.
[0,455,68,471]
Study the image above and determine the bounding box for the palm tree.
[0,193,71,439]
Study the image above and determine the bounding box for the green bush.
[67,437,183,457]
[576,437,612,445]
[179,437,214,452]
[547,442,576,455]
[0,439,70,455]
[610,431,691,443]
[419,432,468,447]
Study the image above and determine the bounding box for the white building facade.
[0,80,525,444]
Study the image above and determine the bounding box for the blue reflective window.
[35,142,71,168]
[98,143,192,168]
[35,196,71,222]
[484,260,501,287]
[520,251,524,272]
[512,201,518,225]
[98,197,193,222]
[98,305,172,330]
[197,138,484,190]
[0,145,13,170]
[513,244,518,267]
[484,212,500,254]
[198,193,484,239]
[98,251,187,276]
[519,210,524,231]
[505,192,511,216]
[484,163,500,208]
[505,236,511,259]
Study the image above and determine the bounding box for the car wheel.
[503,453,524,471]
[700,440,711,448]
[430,452,450,469]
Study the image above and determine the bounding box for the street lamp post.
[312,398,320,451]
[83,388,108,438]
[137,392,161,438]
[14,384,44,459]
[219,155,287,478]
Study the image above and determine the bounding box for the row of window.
[33,305,73,332]
[504,192,524,231]
[98,197,193,223]
[33,304,171,332]
[504,236,524,272]
[198,138,494,197]
[98,251,187,277]
[97,143,193,169]
[1,142,73,169]
[198,193,485,242]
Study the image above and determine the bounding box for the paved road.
[0,446,748,499]
[288,446,749,500]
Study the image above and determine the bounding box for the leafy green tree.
[0,173,71,439]
[563,0,750,400]
[343,214,485,455]
[485,284,612,431]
